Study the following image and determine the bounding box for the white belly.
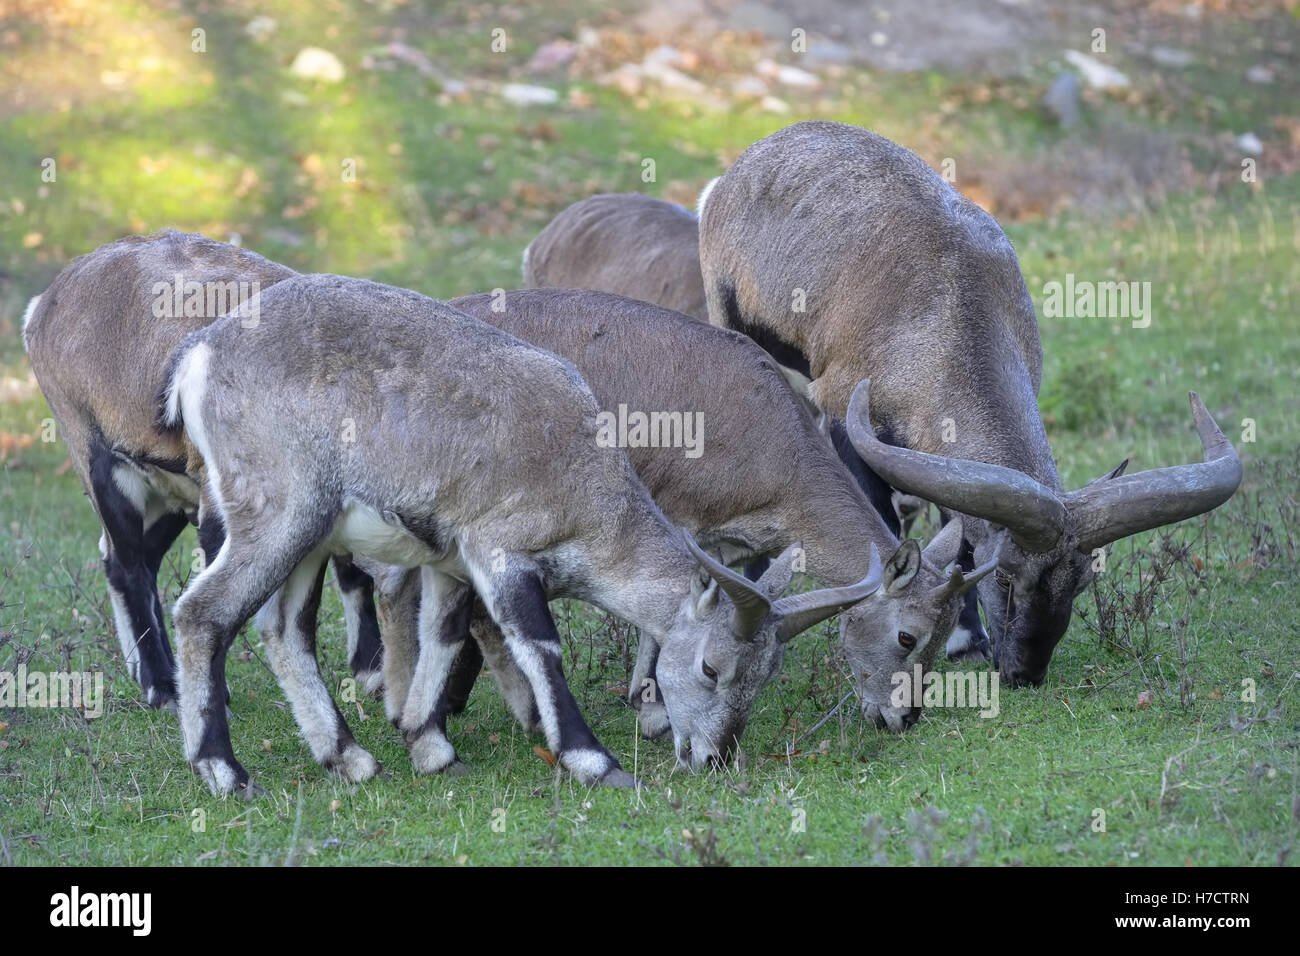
[328,500,462,575]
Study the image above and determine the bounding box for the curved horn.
[683,533,771,641]
[772,544,883,643]
[844,379,1067,553]
[1067,392,1243,553]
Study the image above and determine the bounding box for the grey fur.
[523,194,708,321]
[24,232,385,707]
[443,288,994,734]
[161,275,876,791]
[698,121,1240,686]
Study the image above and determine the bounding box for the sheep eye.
[702,661,718,681]
[898,631,917,650]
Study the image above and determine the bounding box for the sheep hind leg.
[257,552,380,784]
[332,554,385,697]
[401,568,474,775]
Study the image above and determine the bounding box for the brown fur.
[524,194,708,321]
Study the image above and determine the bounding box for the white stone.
[501,83,559,105]
[290,47,345,83]
[1063,50,1130,90]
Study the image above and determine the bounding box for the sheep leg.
[256,552,380,784]
[401,568,473,775]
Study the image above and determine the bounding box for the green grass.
[0,0,1297,866]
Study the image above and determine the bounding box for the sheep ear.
[921,517,964,569]
[883,540,922,594]
[690,571,719,616]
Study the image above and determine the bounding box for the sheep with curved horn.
[522,192,989,659]
[159,274,887,793]
[698,120,1243,685]
[845,379,1242,681]
[430,288,996,745]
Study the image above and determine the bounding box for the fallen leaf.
[533,745,557,766]
[329,799,342,813]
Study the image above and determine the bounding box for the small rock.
[527,39,576,72]
[1236,132,1263,155]
[245,16,276,42]
[732,76,768,99]
[1150,46,1194,68]
[1042,71,1080,128]
[290,47,346,83]
[643,45,686,68]
[1246,65,1274,84]
[576,27,600,48]
[641,60,705,94]
[383,41,438,77]
[1137,690,1153,710]
[775,64,820,88]
[756,59,818,88]
[501,83,559,105]
[1063,49,1129,90]
[601,64,643,96]
[870,31,889,47]
[760,95,790,113]
[804,41,851,64]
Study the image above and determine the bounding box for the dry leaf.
[329,799,342,813]
[533,745,557,766]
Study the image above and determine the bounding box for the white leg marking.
[257,558,376,781]
[560,748,615,784]
[946,625,974,657]
[500,633,562,751]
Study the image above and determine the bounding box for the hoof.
[238,778,267,800]
[357,669,385,699]
[146,684,178,712]
[324,742,381,783]
[409,732,460,775]
[193,756,250,797]
[599,767,645,789]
